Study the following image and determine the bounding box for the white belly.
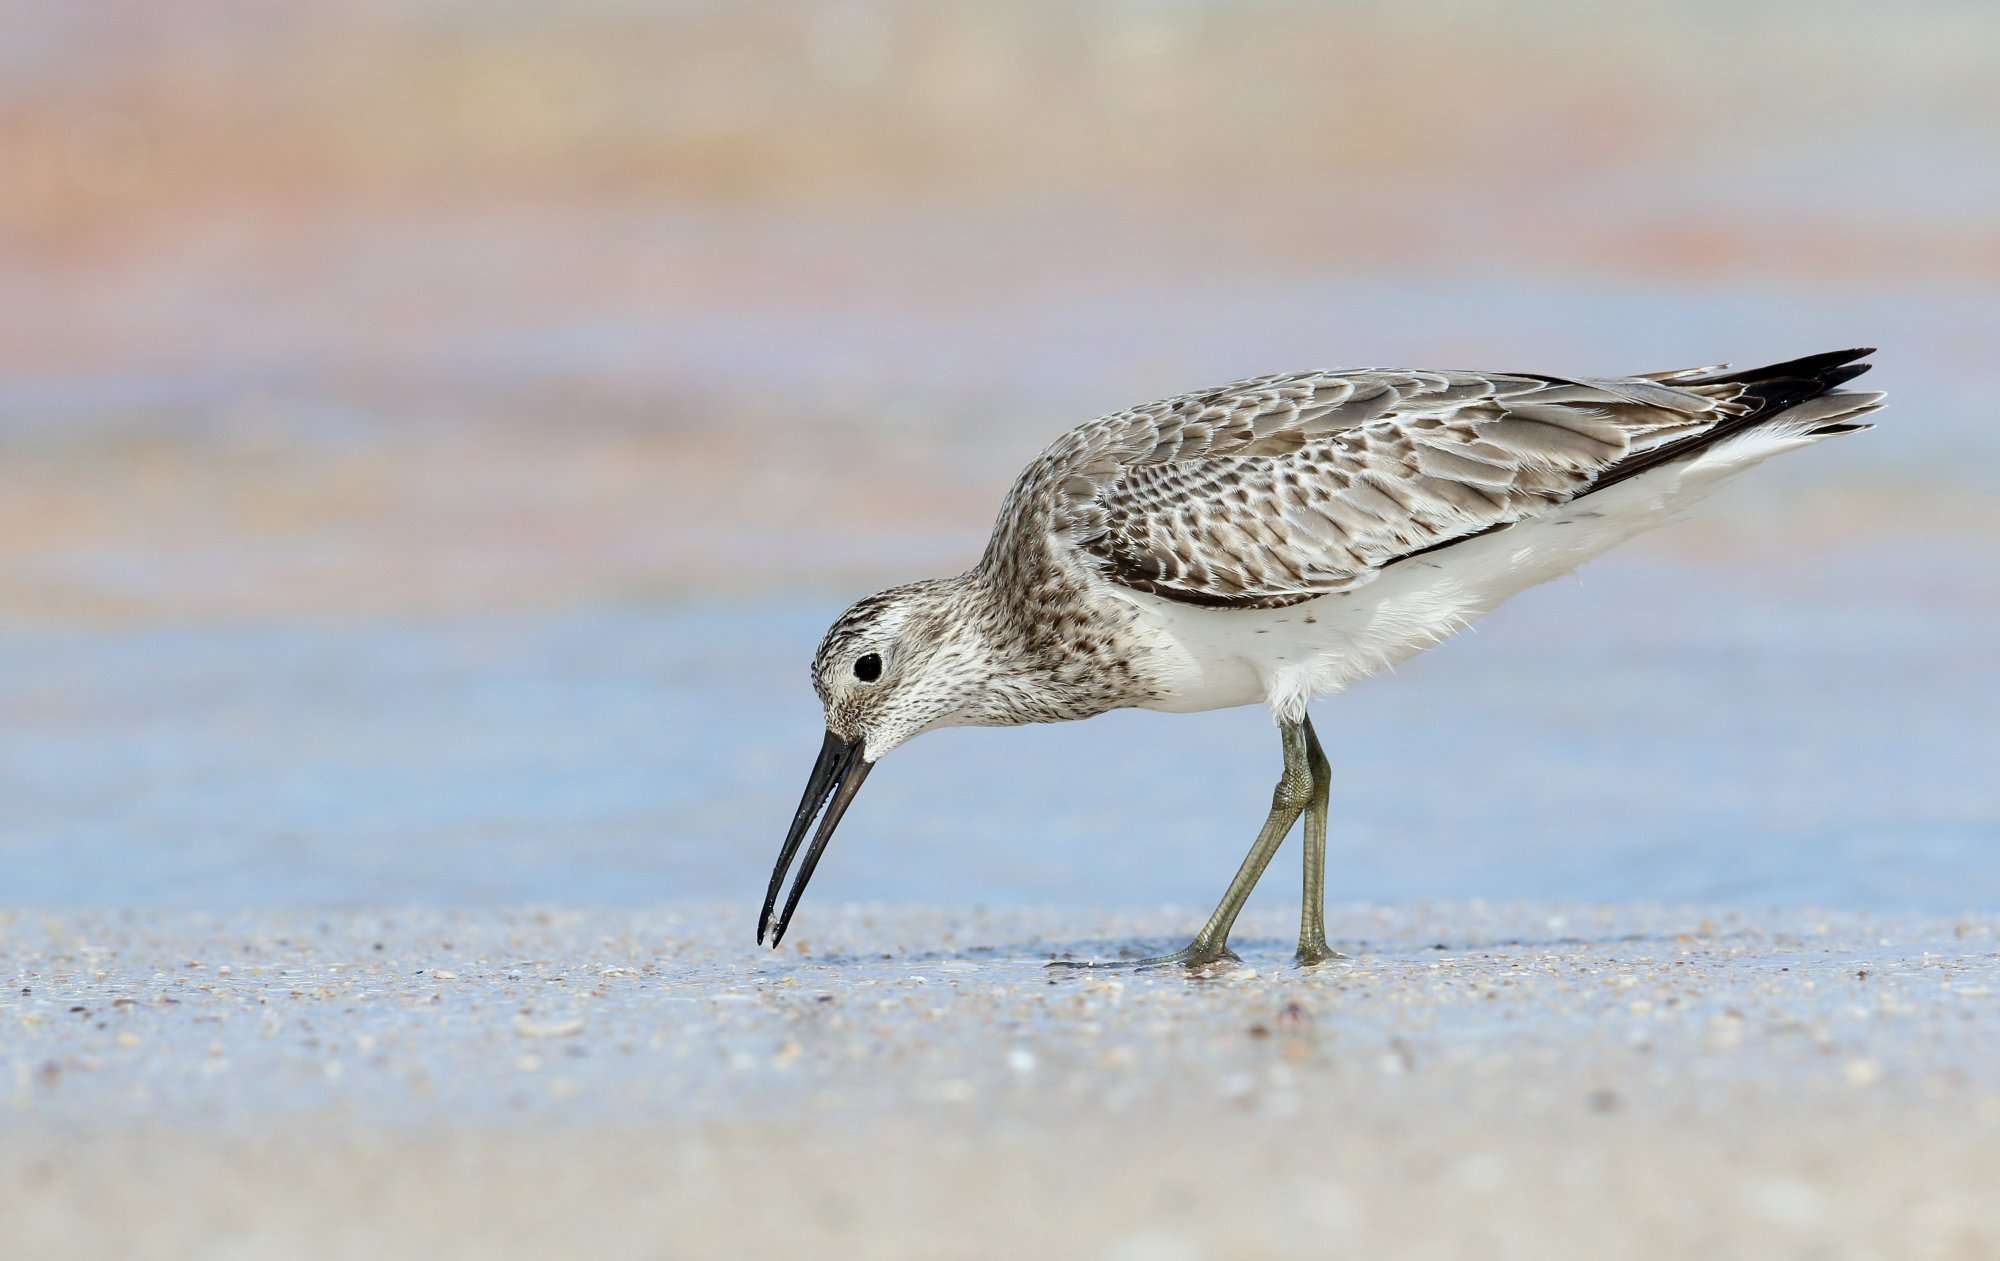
[1113,434,1802,722]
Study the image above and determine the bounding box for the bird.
[759,348,1884,968]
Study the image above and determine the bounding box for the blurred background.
[4,0,1996,915]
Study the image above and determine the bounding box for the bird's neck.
[935,565,1143,728]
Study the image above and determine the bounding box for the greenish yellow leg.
[1293,714,1343,967]
[1053,720,1313,971]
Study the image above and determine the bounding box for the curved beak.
[758,730,874,948]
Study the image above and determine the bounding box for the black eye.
[853,653,882,683]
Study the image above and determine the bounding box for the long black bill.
[758,730,873,949]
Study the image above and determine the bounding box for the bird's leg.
[1293,713,1344,967]
[1052,719,1313,971]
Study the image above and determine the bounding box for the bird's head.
[759,576,990,948]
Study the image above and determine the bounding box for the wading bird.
[760,349,1882,968]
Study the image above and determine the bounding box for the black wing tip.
[1744,346,1874,375]
[1705,345,1871,378]
[1716,347,1881,420]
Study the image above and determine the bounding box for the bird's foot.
[1047,942,1243,973]
[1291,942,1347,968]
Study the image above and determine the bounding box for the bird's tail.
[1698,347,1882,433]
[1602,348,1884,490]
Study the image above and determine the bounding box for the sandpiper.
[761,349,1883,968]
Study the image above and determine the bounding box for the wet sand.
[6,902,1997,1259]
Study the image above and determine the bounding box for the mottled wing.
[1049,369,1743,609]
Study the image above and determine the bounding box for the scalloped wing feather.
[1028,368,1741,609]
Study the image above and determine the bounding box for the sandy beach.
[6,903,1997,1259]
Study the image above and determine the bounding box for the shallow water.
[4,111,1996,920]
[4,547,1994,915]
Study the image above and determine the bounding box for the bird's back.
[981,351,1882,616]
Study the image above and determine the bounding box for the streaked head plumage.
[809,576,981,761]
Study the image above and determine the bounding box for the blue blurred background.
[3,0,1995,916]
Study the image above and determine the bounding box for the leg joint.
[1270,769,1314,813]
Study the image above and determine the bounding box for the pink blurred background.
[5,0,1997,626]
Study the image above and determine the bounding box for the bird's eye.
[853,653,883,683]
